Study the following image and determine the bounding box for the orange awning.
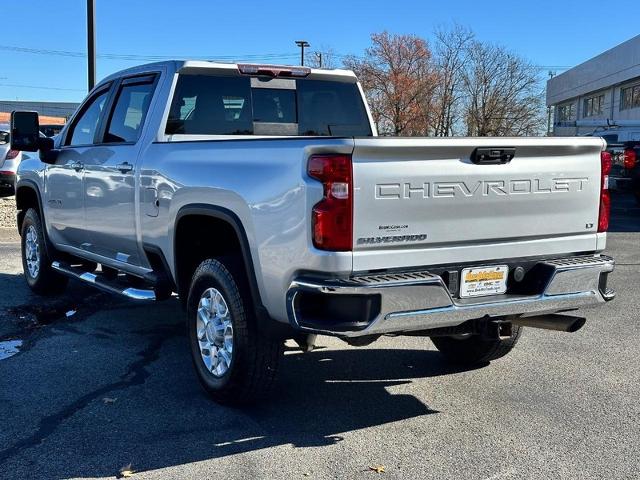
[0,112,66,125]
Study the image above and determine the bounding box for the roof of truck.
[99,60,358,87]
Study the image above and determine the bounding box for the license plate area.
[459,265,509,298]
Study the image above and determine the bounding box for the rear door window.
[104,76,157,143]
[166,73,372,137]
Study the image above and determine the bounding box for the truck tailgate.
[351,137,605,271]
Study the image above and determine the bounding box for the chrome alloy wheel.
[24,225,41,279]
[196,287,234,378]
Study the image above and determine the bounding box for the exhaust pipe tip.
[511,314,587,333]
[565,316,586,333]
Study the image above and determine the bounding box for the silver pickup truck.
[10,61,615,405]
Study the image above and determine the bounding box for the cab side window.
[66,89,109,146]
[104,77,156,143]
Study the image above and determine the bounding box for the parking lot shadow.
[0,296,479,478]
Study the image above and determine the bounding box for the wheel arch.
[15,179,44,235]
[173,204,265,315]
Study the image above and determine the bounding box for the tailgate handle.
[471,147,516,165]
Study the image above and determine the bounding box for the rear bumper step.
[52,261,156,301]
[287,255,615,338]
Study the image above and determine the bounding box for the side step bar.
[51,261,156,301]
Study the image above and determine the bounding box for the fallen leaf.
[118,464,135,478]
[103,397,117,404]
[369,465,386,474]
[65,310,76,318]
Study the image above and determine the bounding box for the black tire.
[186,258,283,405]
[20,208,68,295]
[431,325,523,365]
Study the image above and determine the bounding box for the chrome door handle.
[116,162,133,173]
[70,161,84,171]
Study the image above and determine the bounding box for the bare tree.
[343,31,438,136]
[344,28,545,137]
[462,42,545,136]
[431,24,474,136]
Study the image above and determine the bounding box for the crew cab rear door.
[82,73,158,267]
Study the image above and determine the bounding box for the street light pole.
[295,40,310,66]
[87,0,96,92]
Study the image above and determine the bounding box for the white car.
[0,123,23,196]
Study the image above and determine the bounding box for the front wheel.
[186,258,283,405]
[21,208,68,295]
[431,325,523,365]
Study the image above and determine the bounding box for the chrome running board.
[51,261,156,301]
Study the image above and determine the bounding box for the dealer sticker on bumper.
[460,265,509,298]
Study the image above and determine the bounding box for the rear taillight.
[308,154,353,251]
[598,151,612,232]
[623,148,637,170]
[5,150,19,160]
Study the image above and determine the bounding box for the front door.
[45,87,110,249]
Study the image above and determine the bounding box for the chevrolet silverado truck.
[10,61,615,405]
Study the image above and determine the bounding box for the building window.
[583,94,604,117]
[557,103,576,122]
[621,84,640,110]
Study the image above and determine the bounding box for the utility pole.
[295,40,310,66]
[315,52,323,68]
[87,0,96,91]
[546,71,555,136]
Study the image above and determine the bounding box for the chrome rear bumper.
[286,255,615,338]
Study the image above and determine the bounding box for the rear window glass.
[165,74,372,137]
[252,88,297,123]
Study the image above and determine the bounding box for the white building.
[547,35,640,142]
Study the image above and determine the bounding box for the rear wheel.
[431,325,522,365]
[186,258,283,405]
[21,208,68,295]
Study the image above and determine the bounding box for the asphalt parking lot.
[0,193,638,480]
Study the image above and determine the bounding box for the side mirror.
[10,111,40,152]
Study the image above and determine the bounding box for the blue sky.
[1,0,637,103]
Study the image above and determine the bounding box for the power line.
[0,44,299,62]
[0,44,575,70]
[0,83,85,92]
